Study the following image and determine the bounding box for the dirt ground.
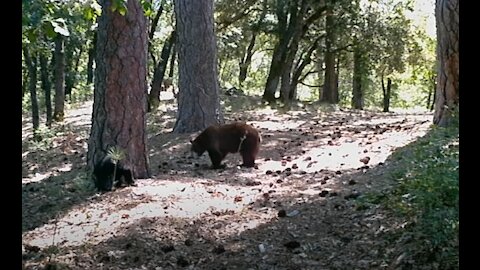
[22,92,433,270]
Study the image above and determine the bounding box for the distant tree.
[173,0,223,133]
[351,44,366,109]
[87,0,150,179]
[148,30,175,112]
[39,53,53,127]
[86,31,97,85]
[320,0,339,104]
[433,0,458,126]
[52,34,66,122]
[262,0,326,103]
[23,46,40,140]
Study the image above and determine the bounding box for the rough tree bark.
[433,0,458,126]
[87,0,150,178]
[53,35,65,122]
[173,0,223,133]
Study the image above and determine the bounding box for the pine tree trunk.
[433,0,459,126]
[173,0,223,133]
[53,35,65,122]
[88,0,150,178]
[39,53,53,127]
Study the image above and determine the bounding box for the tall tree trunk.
[382,76,392,112]
[23,47,40,140]
[173,0,223,133]
[39,53,53,127]
[148,31,176,112]
[87,31,97,85]
[53,35,65,122]
[352,46,364,110]
[320,1,338,104]
[433,0,458,126]
[88,0,150,178]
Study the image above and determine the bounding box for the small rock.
[177,256,189,267]
[278,209,287,217]
[213,245,226,254]
[284,241,301,250]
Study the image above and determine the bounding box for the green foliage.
[27,125,57,151]
[383,115,459,267]
[110,0,128,15]
[107,146,126,164]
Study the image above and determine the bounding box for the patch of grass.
[382,115,459,268]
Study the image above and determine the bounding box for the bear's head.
[190,138,206,157]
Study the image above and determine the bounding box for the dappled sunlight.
[22,163,73,184]
[22,178,274,248]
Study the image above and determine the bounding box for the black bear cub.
[93,156,135,192]
[190,122,261,169]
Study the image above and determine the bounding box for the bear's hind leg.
[240,152,255,168]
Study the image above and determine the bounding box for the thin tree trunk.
[433,0,459,126]
[88,0,150,178]
[148,31,175,112]
[238,32,256,87]
[65,45,84,102]
[320,1,338,104]
[173,0,223,133]
[352,46,364,110]
[87,31,97,84]
[148,0,165,68]
[39,53,53,127]
[289,38,320,100]
[23,47,40,140]
[382,76,392,112]
[53,35,65,122]
[168,42,176,78]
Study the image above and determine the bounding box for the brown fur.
[190,122,261,169]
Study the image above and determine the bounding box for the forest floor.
[22,91,433,270]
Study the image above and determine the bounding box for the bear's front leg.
[208,150,226,169]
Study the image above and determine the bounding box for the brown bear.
[190,122,261,169]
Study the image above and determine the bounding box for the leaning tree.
[87,0,150,178]
[433,0,458,126]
